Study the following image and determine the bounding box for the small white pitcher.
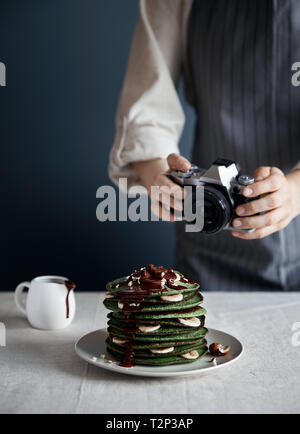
[14,275,76,330]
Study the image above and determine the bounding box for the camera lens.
[202,186,232,234]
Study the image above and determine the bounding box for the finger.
[232,220,286,240]
[167,153,191,172]
[151,199,175,222]
[243,167,285,198]
[235,191,283,216]
[150,175,185,211]
[151,195,183,212]
[151,173,181,189]
[253,166,271,181]
[160,186,184,211]
[232,207,287,230]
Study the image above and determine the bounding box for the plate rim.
[75,328,244,378]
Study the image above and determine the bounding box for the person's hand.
[133,154,191,221]
[232,167,300,240]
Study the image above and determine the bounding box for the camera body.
[167,158,257,234]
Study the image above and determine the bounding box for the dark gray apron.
[176,0,300,291]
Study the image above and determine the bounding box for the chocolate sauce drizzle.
[65,280,76,319]
[113,264,193,368]
[45,278,76,319]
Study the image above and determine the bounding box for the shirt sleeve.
[109,0,193,189]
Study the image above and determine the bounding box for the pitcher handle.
[14,281,30,315]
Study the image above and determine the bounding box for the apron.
[176,0,300,291]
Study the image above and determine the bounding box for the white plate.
[75,328,243,378]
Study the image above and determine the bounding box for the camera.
[167,158,258,234]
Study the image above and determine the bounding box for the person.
[109,0,300,291]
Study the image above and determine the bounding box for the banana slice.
[118,301,124,310]
[150,347,174,354]
[160,293,183,302]
[138,324,161,333]
[174,272,181,282]
[178,317,201,327]
[112,337,127,345]
[105,292,115,299]
[180,350,199,360]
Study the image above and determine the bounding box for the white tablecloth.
[0,291,300,414]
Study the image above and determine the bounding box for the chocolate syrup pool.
[112,264,192,368]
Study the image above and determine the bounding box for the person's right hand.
[133,153,191,221]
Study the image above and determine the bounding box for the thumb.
[167,153,191,172]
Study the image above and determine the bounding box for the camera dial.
[237,175,254,186]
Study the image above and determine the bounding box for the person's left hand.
[232,166,300,240]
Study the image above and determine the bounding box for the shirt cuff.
[109,119,180,191]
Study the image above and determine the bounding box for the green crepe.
[108,325,208,342]
[106,337,207,355]
[106,290,198,304]
[108,306,206,321]
[108,318,205,335]
[107,312,206,328]
[106,338,208,366]
[106,272,200,298]
[103,293,203,313]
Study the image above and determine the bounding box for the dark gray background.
[0,0,195,291]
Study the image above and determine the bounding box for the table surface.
[0,291,300,414]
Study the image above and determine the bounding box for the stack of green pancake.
[103,267,208,367]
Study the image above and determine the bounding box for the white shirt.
[109,0,300,188]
